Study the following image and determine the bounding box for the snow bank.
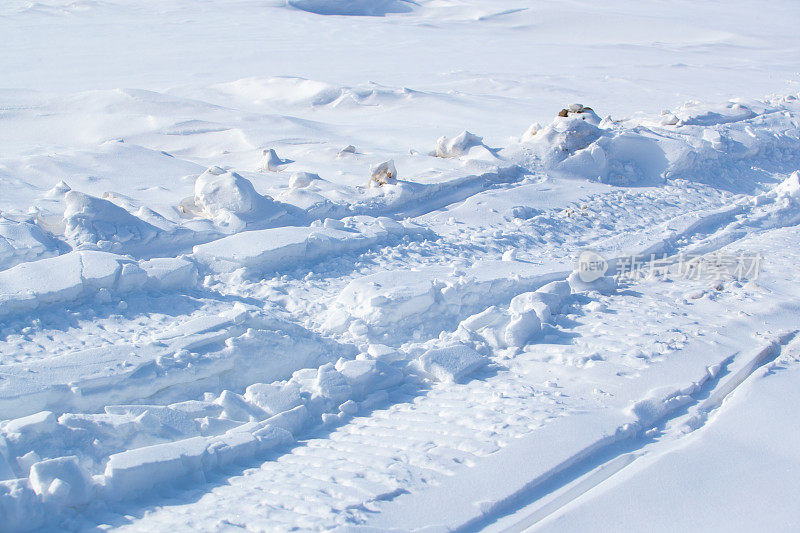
[192,215,426,275]
[0,325,408,520]
[330,261,568,341]
[0,251,199,320]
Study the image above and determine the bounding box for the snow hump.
[288,0,415,16]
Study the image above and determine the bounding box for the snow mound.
[288,0,414,16]
[523,115,605,166]
[289,171,319,189]
[416,345,488,383]
[63,191,161,254]
[193,166,287,231]
[567,270,618,294]
[520,107,669,186]
[436,131,483,158]
[0,218,62,271]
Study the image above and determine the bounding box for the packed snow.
[1,0,799,531]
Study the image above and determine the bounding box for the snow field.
[1,1,800,526]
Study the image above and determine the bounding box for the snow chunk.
[417,345,488,383]
[567,271,617,294]
[338,359,403,398]
[195,166,260,216]
[369,160,397,187]
[140,257,198,290]
[436,131,483,158]
[314,364,353,404]
[216,390,267,422]
[29,456,93,506]
[259,149,290,172]
[523,115,604,162]
[774,171,800,201]
[335,269,439,327]
[46,180,71,198]
[244,382,304,417]
[4,411,56,436]
[337,145,357,157]
[504,311,542,348]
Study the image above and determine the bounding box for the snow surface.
[1,0,800,531]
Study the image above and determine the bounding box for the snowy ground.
[1,0,800,531]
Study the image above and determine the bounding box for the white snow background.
[0,0,800,531]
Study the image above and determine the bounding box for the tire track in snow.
[492,331,800,533]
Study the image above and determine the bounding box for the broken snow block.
[4,411,57,437]
[29,456,93,506]
[417,345,488,383]
[504,311,542,348]
[103,437,207,498]
[521,122,543,141]
[259,149,290,172]
[369,160,397,187]
[775,170,800,202]
[140,257,198,290]
[338,145,357,158]
[244,381,304,417]
[435,131,483,158]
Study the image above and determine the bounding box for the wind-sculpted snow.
[63,191,162,253]
[1,1,800,526]
[0,218,63,271]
